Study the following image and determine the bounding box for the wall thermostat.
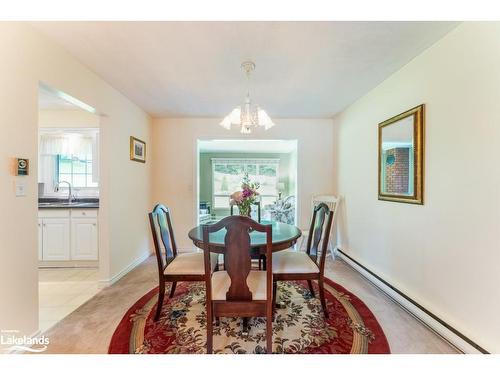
[16,158,29,176]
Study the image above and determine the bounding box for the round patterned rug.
[109,278,390,354]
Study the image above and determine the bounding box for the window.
[212,158,279,208]
[57,154,98,188]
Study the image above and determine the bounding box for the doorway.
[196,139,298,225]
[37,83,101,332]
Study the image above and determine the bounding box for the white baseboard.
[177,246,201,253]
[335,247,486,354]
[98,250,151,288]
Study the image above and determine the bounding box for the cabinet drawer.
[71,209,98,218]
[38,209,70,218]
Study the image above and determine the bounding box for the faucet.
[54,181,74,204]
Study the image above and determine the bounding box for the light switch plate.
[15,181,27,197]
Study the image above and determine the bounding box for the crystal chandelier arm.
[220,115,232,129]
[220,107,242,129]
[258,109,275,130]
[220,61,274,134]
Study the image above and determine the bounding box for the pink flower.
[230,191,243,204]
[242,188,253,199]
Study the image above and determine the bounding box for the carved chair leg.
[169,281,177,298]
[318,278,329,319]
[206,303,213,354]
[272,281,278,311]
[154,282,165,322]
[266,310,273,354]
[307,280,315,298]
[241,318,250,337]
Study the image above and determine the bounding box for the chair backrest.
[230,201,262,223]
[148,204,178,276]
[312,195,338,213]
[306,203,334,273]
[202,216,272,301]
[311,195,341,252]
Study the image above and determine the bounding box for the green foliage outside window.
[57,154,97,188]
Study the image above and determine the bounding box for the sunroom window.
[212,158,279,209]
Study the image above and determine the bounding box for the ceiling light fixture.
[220,61,275,134]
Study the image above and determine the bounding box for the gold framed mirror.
[378,104,424,204]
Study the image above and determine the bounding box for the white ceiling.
[33,22,458,118]
[199,139,297,154]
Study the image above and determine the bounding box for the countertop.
[38,198,99,209]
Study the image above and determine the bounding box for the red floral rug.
[109,278,390,354]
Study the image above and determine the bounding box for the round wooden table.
[189,220,301,335]
[188,220,302,254]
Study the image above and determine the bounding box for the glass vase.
[238,205,251,217]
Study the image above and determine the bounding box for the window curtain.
[92,132,99,183]
[38,132,99,195]
[38,154,57,195]
[39,133,93,159]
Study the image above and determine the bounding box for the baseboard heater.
[335,248,488,354]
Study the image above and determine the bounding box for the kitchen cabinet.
[71,218,98,260]
[42,218,71,261]
[38,219,43,261]
[38,208,98,262]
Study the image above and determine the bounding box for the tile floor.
[38,268,100,332]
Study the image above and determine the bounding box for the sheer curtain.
[39,133,93,158]
[38,154,57,194]
[38,131,99,196]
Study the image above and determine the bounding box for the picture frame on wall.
[130,136,146,163]
[378,104,425,204]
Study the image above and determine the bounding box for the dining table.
[188,220,302,336]
[188,220,302,255]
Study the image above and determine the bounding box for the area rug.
[109,278,390,354]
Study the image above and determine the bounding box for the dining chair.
[299,195,340,255]
[148,203,219,321]
[272,202,334,319]
[230,201,264,269]
[202,215,273,354]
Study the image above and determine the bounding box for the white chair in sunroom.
[298,195,341,258]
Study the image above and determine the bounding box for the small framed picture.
[130,136,146,163]
[16,158,29,175]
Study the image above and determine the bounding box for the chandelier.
[220,61,275,134]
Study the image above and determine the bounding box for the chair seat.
[164,252,218,275]
[273,251,319,274]
[211,270,268,300]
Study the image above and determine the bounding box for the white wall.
[152,118,334,250]
[38,109,100,128]
[333,22,500,352]
[0,23,152,341]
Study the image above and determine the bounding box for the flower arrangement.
[230,173,260,217]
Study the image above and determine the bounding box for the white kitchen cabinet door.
[38,219,43,261]
[42,218,70,261]
[71,218,98,260]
